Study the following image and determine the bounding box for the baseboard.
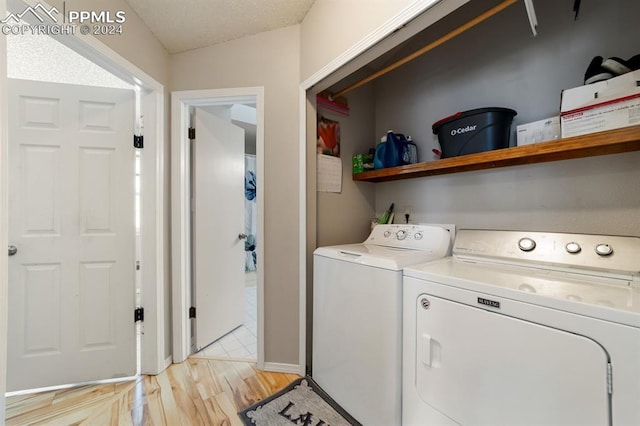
[261,362,300,375]
[163,355,173,370]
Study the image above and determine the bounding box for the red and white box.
[560,69,640,138]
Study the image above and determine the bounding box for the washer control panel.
[453,230,640,276]
[366,224,452,252]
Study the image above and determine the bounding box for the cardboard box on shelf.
[516,116,560,146]
[560,69,640,138]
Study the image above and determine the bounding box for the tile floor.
[195,272,257,360]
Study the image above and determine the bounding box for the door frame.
[0,0,166,416]
[1,1,8,418]
[171,87,265,367]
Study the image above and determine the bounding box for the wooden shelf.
[353,126,640,183]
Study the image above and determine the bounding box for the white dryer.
[402,229,640,426]
[313,224,453,426]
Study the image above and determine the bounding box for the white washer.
[313,224,453,426]
[403,229,640,426]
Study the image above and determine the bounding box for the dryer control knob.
[384,230,392,238]
[565,242,581,254]
[414,232,423,240]
[396,230,407,240]
[518,237,536,252]
[595,243,613,256]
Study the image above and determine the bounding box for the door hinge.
[133,135,144,149]
[189,306,196,319]
[607,362,613,394]
[188,127,195,140]
[134,307,144,322]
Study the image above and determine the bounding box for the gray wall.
[316,84,377,248]
[371,0,640,236]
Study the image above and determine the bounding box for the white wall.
[46,0,169,85]
[372,0,640,236]
[170,25,301,365]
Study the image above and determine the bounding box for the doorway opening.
[191,103,259,361]
[171,88,265,368]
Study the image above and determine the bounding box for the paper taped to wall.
[317,154,342,193]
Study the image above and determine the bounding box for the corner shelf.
[353,126,640,183]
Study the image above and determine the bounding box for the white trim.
[163,355,173,371]
[171,91,191,362]
[139,88,167,375]
[1,0,8,422]
[254,92,266,371]
[262,362,301,375]
[297,0,470,375]
[171,88,265,367]
[297,87,306,376]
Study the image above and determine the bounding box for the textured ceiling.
[124,0,316,54]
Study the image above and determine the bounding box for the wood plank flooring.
[5,357,300,425]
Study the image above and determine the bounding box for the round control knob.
[414,232,423,240]
[518,237,536,252]
[595,243,613,256]
[565,242,581,254]
[383,231,391,238]
[396,230,407,240]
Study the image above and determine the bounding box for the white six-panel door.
[192,107,245,351]
[7,79,136,392]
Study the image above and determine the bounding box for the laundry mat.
[238,377,361,425]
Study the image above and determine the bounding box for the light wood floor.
[5,357,300,425]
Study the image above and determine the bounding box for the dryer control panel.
[453,230,640,278]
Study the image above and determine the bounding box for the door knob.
[238,233,248,240]
[8,245,17,256]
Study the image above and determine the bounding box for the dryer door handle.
[422,334,433,367]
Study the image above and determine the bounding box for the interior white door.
[7,79,136,392]
[193,107,245,351]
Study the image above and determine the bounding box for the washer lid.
[404,257,640,327]
[313,224,452,271]
[314,243,448,271]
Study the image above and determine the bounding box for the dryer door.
[415,294,610,426]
